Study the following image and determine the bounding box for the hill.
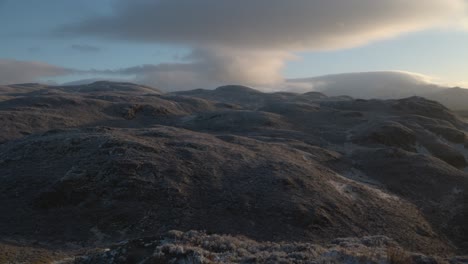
[0,82,467,263]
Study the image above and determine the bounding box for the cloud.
[85,47,291,91]
[64,0,468,50]
[0,59,75,85]
[0,58,454,99]
[456,82,468,88]
[71,44,101,53]
[136,48,290,90]
[57,0,468,90]
[287,71,444,99]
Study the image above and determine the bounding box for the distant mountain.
[62,78,133,86]
[172,84,350,109]
[425,87,468,111]
[288,71,444,99]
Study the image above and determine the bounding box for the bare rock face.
[0,82,467,261]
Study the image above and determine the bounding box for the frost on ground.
[1,83,468,261]
[75,231,466,264]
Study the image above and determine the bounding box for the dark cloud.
[0,59,75,85]
[63,0,467,50]
[71,44,101,53]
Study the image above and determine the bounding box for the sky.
[0,0,467,91]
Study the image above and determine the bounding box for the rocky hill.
[0,81,467,263]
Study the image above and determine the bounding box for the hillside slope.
[0,82,467,262]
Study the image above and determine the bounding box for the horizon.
[0,0,467,90]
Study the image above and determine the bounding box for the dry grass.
[386,247,413,264]
[78,231,453,264]
[0,242,69,264]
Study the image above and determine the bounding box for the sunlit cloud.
[57,0,468,90]
[3,1,466,89]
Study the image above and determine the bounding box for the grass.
[0,242,70,264]
[386,247,413,264]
